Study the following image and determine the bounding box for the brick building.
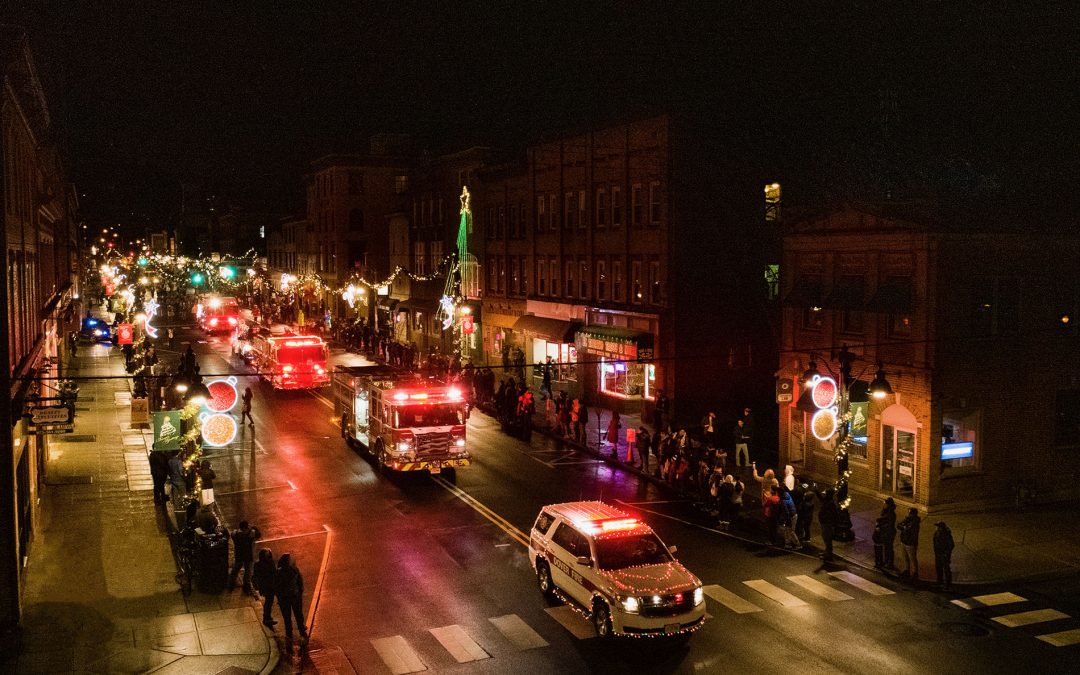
[0,26,81,629]
[778,203,1080,511]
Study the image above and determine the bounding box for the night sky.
[6,1,1079,226]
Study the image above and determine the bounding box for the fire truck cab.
[197,296,241,334]
[333,365,471,477]
[250,328,329,389]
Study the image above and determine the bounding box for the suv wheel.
[592,599,613,638]
[536,561,556,599]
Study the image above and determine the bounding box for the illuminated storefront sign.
[808,375,840,441]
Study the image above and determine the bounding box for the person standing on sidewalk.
[167,452,187,499]
[637,427,652,472]
[149,451,169,504]
[733,419,750,466]
[701,411,716,448]
[606,411,621,455]
[253,549,277,628]
[762,479,780,545]
[933,521,955,590]
[198,460,216,505]
[898,508,921,580]
[880,497,898,569]
[241,386,255,426]
[818,487,839,561]
[778,485,801,548]
[796,484,816,543]
[229,520,262,593]
[275,553,308,651]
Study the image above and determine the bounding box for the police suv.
[529,501,706,638]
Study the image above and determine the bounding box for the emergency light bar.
[282,339,321,347]
[574,517,641,535]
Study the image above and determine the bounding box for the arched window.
[349,209,364,231]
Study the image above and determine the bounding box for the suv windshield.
[594,533,672,570]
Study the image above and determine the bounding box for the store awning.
[783,276,824,307]
[867,279,913,313]
[513,315,579,342]
[576,325,654,349]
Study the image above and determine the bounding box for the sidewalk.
[1,342,277,674]
[490,390,1080,588]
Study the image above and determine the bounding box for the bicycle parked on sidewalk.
[175,525,199,596]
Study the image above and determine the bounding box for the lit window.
[942,410,979,472]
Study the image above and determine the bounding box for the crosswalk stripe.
[429,625,490,663]
[489,614,549,650]
[370,635,427,674]
[703,584,763,614]
[786,575,854,601]
[544,606,596,640]
[828,571,895,596]
[743,580,808,607]
[952,592,1027,610]
[1036,628,1080,647]
[992,608,1070,628]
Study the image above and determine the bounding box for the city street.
[179,330,1080,675]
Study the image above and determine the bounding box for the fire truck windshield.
[395,404,463,428]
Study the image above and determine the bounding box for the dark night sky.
[5,1,1079,225]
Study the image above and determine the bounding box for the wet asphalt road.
[182,330,1080,674]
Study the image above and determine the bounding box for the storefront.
[481,299,526,368]
[512,314,581,399]
[576,325,656,412]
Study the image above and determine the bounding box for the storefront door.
[881,424,916,497]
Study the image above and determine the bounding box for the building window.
[349,209,364,231]
[413,241,426,276]
[611,186,623,227]
[600,357,649,399]
[488,256,498,293]
[648,259,662,305]
[596,188,607,227]
[520,205,528,236]
[511,257,520,295]
[414,311,425,332]
[942,410,979,472]
[612,259,624,302]
[536,195,546,232]
[649,180,662,224]
[596,259,608,300]
[577,190,587,229]
[519,255,528,294]
[842,310,864,334]
[803,307,824,330]
[631,260,643,303]
[538,258,547,295]
[498,206,506,239]
[550,259,560,296]
[974,276,1019,336]
[564,192,575,229]
[395,174,409,194]
[549,193,558,230]
[765,264,780,301]
[565,260,575,299]
[487,207,496,239]
[1055,390,1080,449]
[348,171,364,195]
[631,184,644,226]
[498,256,506,294]
[510,205,520,239]
[429,240,443,271]
[580,259,590,298]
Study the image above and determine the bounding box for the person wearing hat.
[879,497,898,569]
[933,521,955,590]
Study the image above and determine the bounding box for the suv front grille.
[639,592,695,617]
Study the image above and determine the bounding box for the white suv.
[529,501,706,638]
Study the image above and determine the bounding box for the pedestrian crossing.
[363,569,899,673]
[952,591,1080,647]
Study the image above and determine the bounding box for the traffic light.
[137,256,149,267]
[191,272,205,285]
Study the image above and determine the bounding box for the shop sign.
[461,315,474,334]
[153,410,183,451]
[776,378,794,404]
[117,323,134,345]
[28,405,74,434]
[130,397,150,425]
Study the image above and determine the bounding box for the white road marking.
[786,575,854,601]
[992,608,1070,628]
[489,614,549,650]
[370,635,427,674]
[544,606,596,640]
[1036,628,1080,647]
[702,584,763,614]
[743,580,808,607]
[828,570,895,596]
[952,592,1026,610]
[429,625,490,663]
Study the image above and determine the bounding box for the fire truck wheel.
[536,561,556,600]
[592,599,614,638]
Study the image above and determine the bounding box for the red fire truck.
[197,296,241,334]
[332,365,471,476]
[250,330,330,389]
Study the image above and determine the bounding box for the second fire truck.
[332,365,471,476]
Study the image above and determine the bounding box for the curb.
[259,624,281,675]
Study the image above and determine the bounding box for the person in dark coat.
[167,452,187,498]
[898,508,921,580]
[872,517,886,568]
[229,520,262,593]
[796,485,817,543]
[880,497,898,569]
[253,548,277,627]
[933,521,955,590]
[149,451,169,504]
[818,488,840,561]
[275,553,307,648]
[241,386,254,426]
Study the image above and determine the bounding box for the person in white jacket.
[783,464,796,492]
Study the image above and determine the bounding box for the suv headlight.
[620,596,640,614]
[693,586,704,606]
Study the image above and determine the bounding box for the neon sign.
[807,374,841,441]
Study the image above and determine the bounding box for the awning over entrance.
[867,278,913,313]
[512,314,579,342]
[577,325,654,348]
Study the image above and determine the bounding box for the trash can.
[196,531,230,593]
